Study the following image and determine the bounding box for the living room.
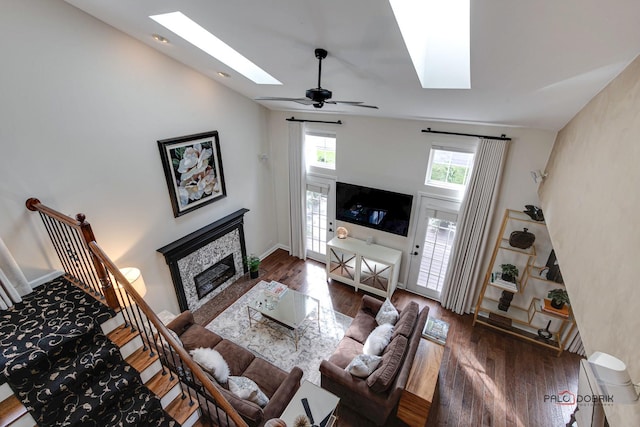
[1,1,640,426]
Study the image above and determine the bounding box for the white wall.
[539,55,640,426]
[0,0,277,314]
[268,110,557,291]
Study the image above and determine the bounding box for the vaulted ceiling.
[65,0,640,131]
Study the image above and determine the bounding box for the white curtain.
[440,138,508,314]
[288,121,307,259]
[0,236,31,309]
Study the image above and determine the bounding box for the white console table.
[326,237,402,299]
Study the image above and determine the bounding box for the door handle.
[413,251,419,255]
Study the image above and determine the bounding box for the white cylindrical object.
[588,351,632,385]
[588,351,639,404]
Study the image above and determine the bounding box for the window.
[305,132,336,170]
[426,148,474,189]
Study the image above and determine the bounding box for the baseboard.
[29,270,64,289]
[259,243,289,260]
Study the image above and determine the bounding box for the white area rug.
[205,281,352,385]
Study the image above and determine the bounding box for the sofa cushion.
[213,339,256,376]
[229,376,269,407]
[363,323,394,356]
[375,299,399,325]
[179,324,223,351]
[392,302,418,339]
[345,354,382,378]
[344,310,378,344]
[366,334,408,393]
[242,357,288,398]
[190,347,230,383]
[328,337,364,369]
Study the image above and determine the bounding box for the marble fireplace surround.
[157,208,249,312]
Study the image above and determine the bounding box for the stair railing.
[26,198,119,309]
[27,198,249,427]
[90,241,248,427]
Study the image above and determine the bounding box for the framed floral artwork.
[157,130,227,217]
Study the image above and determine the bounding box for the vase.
[498,290,514,311]
[250,270,259,279]
[509,228,535,249]
[550,299,565,310]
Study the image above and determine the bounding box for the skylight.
[389,0,470,89]
[150,12,281,85]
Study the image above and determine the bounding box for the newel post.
[76,213,119,309]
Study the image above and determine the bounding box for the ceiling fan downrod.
[315,48,327,89]
[306,48,332,107]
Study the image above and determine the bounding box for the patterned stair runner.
[0,275,179,426]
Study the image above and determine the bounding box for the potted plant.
[547,288,570,309]
[245,254,261,279]
[500,263,519,283]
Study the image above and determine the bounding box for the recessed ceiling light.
[150,11,281,85]
[217,71,230,78]
[152,34,169,44]
[390,0,470,89]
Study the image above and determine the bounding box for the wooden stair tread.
[125,347,159,373]
[146,371,179,398]
[107,325,140,347]
[165,395,199,425]
[0,395,27,427]
[192,417,211,427]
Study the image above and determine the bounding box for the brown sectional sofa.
[167,310,303,427]
[319,295,429,425]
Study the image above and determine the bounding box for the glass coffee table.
[247,283,320,350]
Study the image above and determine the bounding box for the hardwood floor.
[259,249,582,427]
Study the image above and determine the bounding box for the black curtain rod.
[422,128,511,141]
[286,116,342,125]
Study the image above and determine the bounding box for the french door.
[305,176,335,262]
[406,195,460,300]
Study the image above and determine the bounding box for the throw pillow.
[375,299,399,325]
[228,376,269,407]
[363,323,394,356]
[345,354,382,378]
[190,347,230,384]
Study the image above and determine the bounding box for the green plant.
[500,263,519,281]
[547,288,570,306]
[245,254,260,272]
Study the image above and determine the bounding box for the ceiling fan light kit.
[256,48,378,110]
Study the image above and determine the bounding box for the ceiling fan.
[255,48,378,109]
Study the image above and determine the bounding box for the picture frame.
[157,130,227,217]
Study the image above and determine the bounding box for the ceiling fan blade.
[351,104,379,109]
[255,97,315,105]
[326,100,379,109]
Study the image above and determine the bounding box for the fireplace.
[157,209,249,312]
[194,253,236,299]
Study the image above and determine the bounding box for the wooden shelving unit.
[473,209,575,356]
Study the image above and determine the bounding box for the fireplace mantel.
[157,208,249,312]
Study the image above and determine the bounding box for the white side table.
[280,381,339,427]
